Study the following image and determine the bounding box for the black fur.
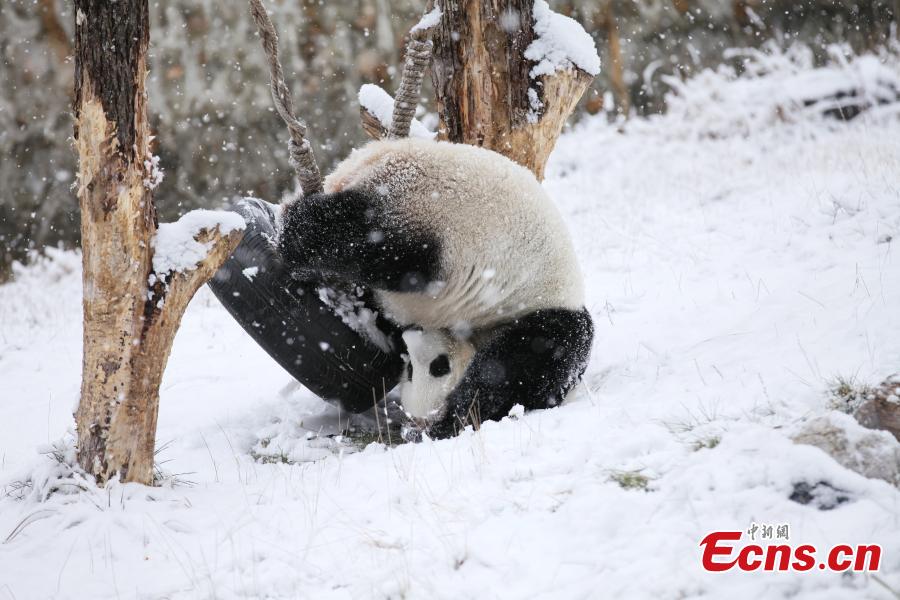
[208,198,405,413]
[278,189,594,439]
[426,308,594,439]
[279,189,442,293]
[429,354,451,377]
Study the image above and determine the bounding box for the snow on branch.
[411,7,442,34]
[525,0,601,79]
[358,84,436,140]
[521,2,600,124]
[152,210,246,276]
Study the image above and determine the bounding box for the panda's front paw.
[424,418,456,440]
[400,424,424,443]
[424,402,471,440]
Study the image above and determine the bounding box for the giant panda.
[278,137,593,438]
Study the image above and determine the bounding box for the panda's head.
[400,329,475,422]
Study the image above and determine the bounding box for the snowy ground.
[2,61,900,599]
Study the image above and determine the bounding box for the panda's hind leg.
[428,307,594,438]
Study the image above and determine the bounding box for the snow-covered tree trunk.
[73,0,243,485]
[431,0,597,180]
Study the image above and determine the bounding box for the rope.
[247,0,323,195]
[389,28,434,139]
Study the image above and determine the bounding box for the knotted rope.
[247,0,324,195]
[389,27,434,139]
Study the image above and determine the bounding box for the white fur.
[325,138,585,332]
[399,329,475,420]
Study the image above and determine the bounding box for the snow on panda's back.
[325,138,585,331]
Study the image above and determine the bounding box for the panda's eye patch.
[407,362,413,381]
[429,354,451,378]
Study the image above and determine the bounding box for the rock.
[852,374,900,443]
[792,412,900,487]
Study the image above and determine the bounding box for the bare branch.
[154,225,245,320]
[361,106,388,140]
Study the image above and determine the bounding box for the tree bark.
[431,0,594,179]
[73,0,242,485]
[361,105,389,139]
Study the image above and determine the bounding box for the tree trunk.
[431,0,594,179]
[73,0,242,485]
[600,1,629,116]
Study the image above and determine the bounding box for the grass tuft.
[691,435,721,451]
[608,469,653,492]
[827,375,873,412]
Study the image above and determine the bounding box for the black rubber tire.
[208,198,404,413]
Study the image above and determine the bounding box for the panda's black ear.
[429,354,451,377]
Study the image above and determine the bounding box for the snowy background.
[2,42,900,597]
[1,0,897,275]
